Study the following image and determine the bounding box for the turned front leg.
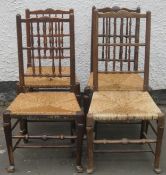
[87,126,94,174]
[76,113,84,172]
[3,111,15,173]
[20,119,28,143]
[154,117,165,174]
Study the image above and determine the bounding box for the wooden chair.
[17,8,80,94]
[86,8,165,174]
[84,6,142,114]
[90,6,141,73]
[3,12,84,173]
[16,9,81,142]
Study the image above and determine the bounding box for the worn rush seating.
[3,10,84,173]
[86,7,165,174]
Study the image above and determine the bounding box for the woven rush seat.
[86,7,165,174]
[88,91,163,121]
[26,66,70,75]
[8,92,81,116]
[88,73,144,91]
[24,66,77,87]
[3,10,84,173]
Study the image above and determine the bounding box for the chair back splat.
[92,7,151,91]
[16,9,76,91]
[91,6,140,72]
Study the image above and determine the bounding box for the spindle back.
[91,6,140,72]
[16,9,76,91]
[92,7,151,91]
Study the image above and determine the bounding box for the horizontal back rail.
[28,8,71,15]
[22,17,70,22]
[97,11,146,18]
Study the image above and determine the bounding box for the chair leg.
[94,122,98,139]
[16,83,21,94]
[154,117,164,174]
[140,120,148,139]
[20,119,28,143]
[71,121,75,143]
[83,87,93,115]
[75,83,81,106]
[83,88,93,135]
[83,95,90,115]
[76,116,84,173]
[87,126,94,174]
[83,94,90,135]
[3,111,15,173]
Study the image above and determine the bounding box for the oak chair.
[84,6,142,115]
[86,8,165,174]
[3,11,84,173]
[17,8,80,94]
[17,9,81,144]
[84,6,142,136]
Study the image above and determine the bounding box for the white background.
[0,0,166,91]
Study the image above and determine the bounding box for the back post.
[25,9,31,67]
[16,14,25,88]
[92,9,98,91]
[69,9,76,92]
[134,7,141,71]
[144,11,151,91]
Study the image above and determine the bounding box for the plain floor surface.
[0,105,166,175]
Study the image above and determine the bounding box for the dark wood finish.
[16,14,25,88]
[92,9,98,91]
[18,9,81,153]
[28,9,71,15]
[87,126,94,174]
[4,9,84,173]
[144,11,151,91]
[90,6,140,72]
[90,6,96,72]
[84,6,142,123]
[93,138,156,144]
[69,9,76,91]
[87,116,165,174]
[19,119,28,143]
[94,149,153,153]
[140,120,148,139]
[25,9,31,67]
[154,117,165,173]
[134,8,141,70]
[76,113,84,172]
[12,135,77,140]
[3,109,85,173]
[3,111,15,173]
[91,7,150,91]
[17,9,78,92]
[86,7,164,174]
[98,11,146,18]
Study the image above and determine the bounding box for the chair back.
[92,7,151,91]
[90,6,140,72]
[16,9,76,91]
